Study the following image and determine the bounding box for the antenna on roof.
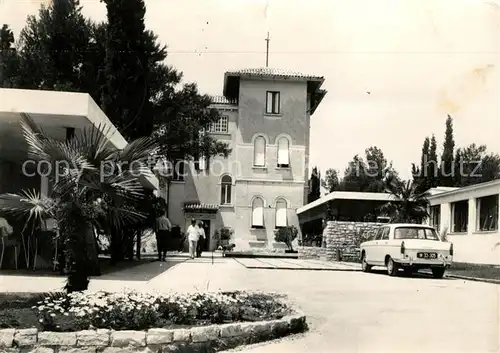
[265,32,270,68]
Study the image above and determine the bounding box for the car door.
[376,227,390,265]
[365,227,384,263]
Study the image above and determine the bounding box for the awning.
[183,202,219,213]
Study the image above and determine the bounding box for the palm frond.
[106,206,146,229]
[70,122,116,164]
[0,190,55,222]
[117,136,159,164]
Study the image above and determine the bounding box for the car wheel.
[387,257,399,277]
[431,267,446,279]
[361,253,372,273]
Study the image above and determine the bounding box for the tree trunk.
[110,226,122,265]
[136,229,141,260]
[85,226,100,276]
[126,229,134,260]
[65,224,95,293]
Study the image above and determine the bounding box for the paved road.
[1,256,499,352]
[148,258,500,353]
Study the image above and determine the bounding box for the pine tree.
[412,137,430,194]
[0,24,18,87]
[440,115,455,186]
[307,167,321,203]
[453,148,462,186]
[428,135,438,187]
[101,0,152,139]
[14,0,97,92]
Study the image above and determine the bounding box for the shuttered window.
[253,136,266,167]
[275,199,287,227]
[221,175,232,205]
[266,91,280,114]
[277,137,289,167]
[252,197,264,228]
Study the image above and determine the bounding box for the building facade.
[165,68,326,251]
[425,180,500,265]
[0,88,158,269]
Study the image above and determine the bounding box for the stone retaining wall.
[324,221,382,262]
[0,313,306,353]
[297,246,325,260]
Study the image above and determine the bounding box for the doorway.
[200,220,211,251]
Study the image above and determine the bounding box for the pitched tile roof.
[225,68,324,81]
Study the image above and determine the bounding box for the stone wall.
[323,221,382,262]
[0,313,306,353]
[297,246,325,260]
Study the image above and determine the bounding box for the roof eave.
[223,73,239,99]
[310,89,327,115]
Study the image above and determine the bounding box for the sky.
[1,0,499,180]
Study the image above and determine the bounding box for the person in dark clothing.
[155,212,172,261]
[196,221,205,257]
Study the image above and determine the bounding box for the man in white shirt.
[186,219,199,259]
[196,221,206,258]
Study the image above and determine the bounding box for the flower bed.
[0,290,306,352]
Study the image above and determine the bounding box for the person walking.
[155,212,172,261]
[186,219,199,259]
[196,221,206,258]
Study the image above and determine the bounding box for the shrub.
[18,290,291,331]
[214,227,234,248]
[301,233,322,247]
[274,226,298,251]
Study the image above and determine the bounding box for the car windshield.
[394,227,440,241]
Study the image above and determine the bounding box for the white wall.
[429,182,500,265]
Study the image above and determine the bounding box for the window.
[381,227,390,240]
[253,136,266,167]
[172,160,185,181]
[277,137,290,167]
[430,205,440,231]
[394,227,440,240]
[266,91,280,114]
[374,227,384,240]
[251,197,264,228]
[476,194,499,231]
[209,115,229,133]
[275,199,287,228]
[220,175,232,205]
[451,200,468,233]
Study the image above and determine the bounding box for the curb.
[242,266,360,272]
[445,273,500,284]
[0,313,308,353]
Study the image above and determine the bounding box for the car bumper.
[397,254,453,267]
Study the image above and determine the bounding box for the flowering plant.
[31,289,291,331]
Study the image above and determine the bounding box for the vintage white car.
[359,223,453,278]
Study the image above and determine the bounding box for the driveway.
[1,256,499,352]
[148,257,500,353]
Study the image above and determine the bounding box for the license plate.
[417,252,437,259]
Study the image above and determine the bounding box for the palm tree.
[379,174,430,223]
[0,114,158,292]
